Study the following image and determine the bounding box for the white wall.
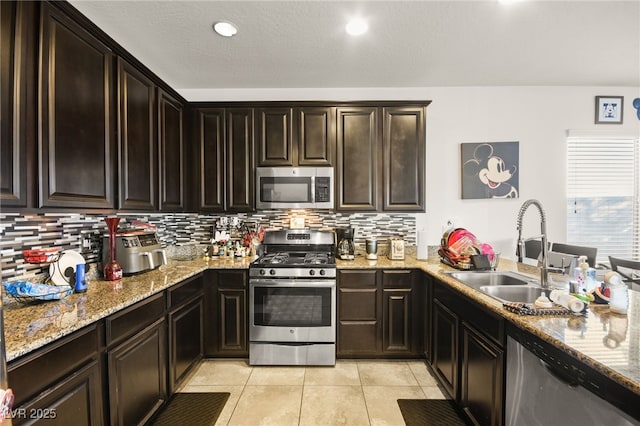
[181,86,640,259]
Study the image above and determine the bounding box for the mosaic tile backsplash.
[0,211,416,281]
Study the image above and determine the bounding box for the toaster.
[388,237,405,260]
[102,230,167,275]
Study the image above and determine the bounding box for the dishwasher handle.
[539,359,579,388]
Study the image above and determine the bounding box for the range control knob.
[269,269,276,276]
[259,269,266,276]
[309,269,316,276]
[319,269,326,276]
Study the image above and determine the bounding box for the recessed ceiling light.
[213,21,238,37]
[346,18,368,36]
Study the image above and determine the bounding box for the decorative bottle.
[104,216,123,281]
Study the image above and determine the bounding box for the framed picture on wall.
[461,142,519,199]
[595,96,624,124]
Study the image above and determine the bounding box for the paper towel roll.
[417,230,429,260]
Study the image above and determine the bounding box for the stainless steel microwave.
[256,167,334,210]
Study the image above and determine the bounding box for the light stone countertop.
[4,253,639,399]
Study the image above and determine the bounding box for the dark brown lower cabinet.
[338,270,380,356]
[107,318,166,426]
[205,270,248,357]
[167,275,204,393]
[15,361,102,426]
[383,288,412,352]
[338,269,421,358]
[168,297,203,393]
[461,323,504,426]
[430,278,505,426]
[431,298,459,399]
[8,325,103,426]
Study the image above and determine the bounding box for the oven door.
[249,279,336,343]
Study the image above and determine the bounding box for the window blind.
[566,135,640,263]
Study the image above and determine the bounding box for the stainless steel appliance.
[365,239,378,260]
[249,229,336,365]
[388,237,405,260]
[255,167,333,210]
[102,230,167,275]
[506,333,638,425]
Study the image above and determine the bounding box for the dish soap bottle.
[573,256,597,294]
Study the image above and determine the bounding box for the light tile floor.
[179,359,446,425]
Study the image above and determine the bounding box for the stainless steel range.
[249,229,336,366]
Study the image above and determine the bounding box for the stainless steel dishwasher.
[506,334,637,425]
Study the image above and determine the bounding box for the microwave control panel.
[315,177,331,202]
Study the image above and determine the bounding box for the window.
[566,132,640,264]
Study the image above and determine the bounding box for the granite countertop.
[4,253,639,398]
[3,256,252,362]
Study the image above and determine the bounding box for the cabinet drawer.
[106,292,165,346]
[338,270,377,288]
[168,274,203,309]
[215,270,247,289]
[8,325,99,407]
[382,270,413,288]
[339,288,377,321]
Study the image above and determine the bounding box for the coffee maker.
[335,227,355,260]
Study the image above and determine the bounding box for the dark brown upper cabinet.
[1,1,35,208]
[158,89,184,211]
[256,107,293,166]
[195,108,225,212]
[117,58,157,210]
[226,108,254,212]
[297,106,335,166]
[38,2,115,208]
[256,106,335,167]
[336,107,379,211]
[382,106,425,211]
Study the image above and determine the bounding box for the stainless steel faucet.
[516,199,552,288]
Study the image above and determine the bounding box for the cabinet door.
[226,108,254,211]
[337,270,380,356]
[382,107,425,211]
[14,361,103,426]
[382,288,412,354]
[158,89,184,211]
[256,107,293,166]
[39,3,114,208]
[461,324,504,426]
[297,106,335,166]
[169,297,204,393]
[205,270,248,357]
[117,58,156,210]
[432,298,459,399]
[196,108,225,211]
[108,319,167,426]
[1,1,34,207]
[382,270,414,354]
[336,107,378,211]
[218,289,248,355]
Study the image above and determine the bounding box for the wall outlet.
[442,218,457,233]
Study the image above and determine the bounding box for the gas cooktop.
[252,252,335,267]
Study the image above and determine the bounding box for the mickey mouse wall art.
[461,142,519,199]
[595,96,623,124]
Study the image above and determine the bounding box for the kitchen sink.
[447,270,537,289]
[479,285,545,304]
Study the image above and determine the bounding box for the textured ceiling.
[69,0,640,99]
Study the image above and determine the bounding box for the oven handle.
[249,278,336,287]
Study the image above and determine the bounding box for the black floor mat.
[397,399,469,426]
[149,392,230,426]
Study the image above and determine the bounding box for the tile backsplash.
[0,210,416,281]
